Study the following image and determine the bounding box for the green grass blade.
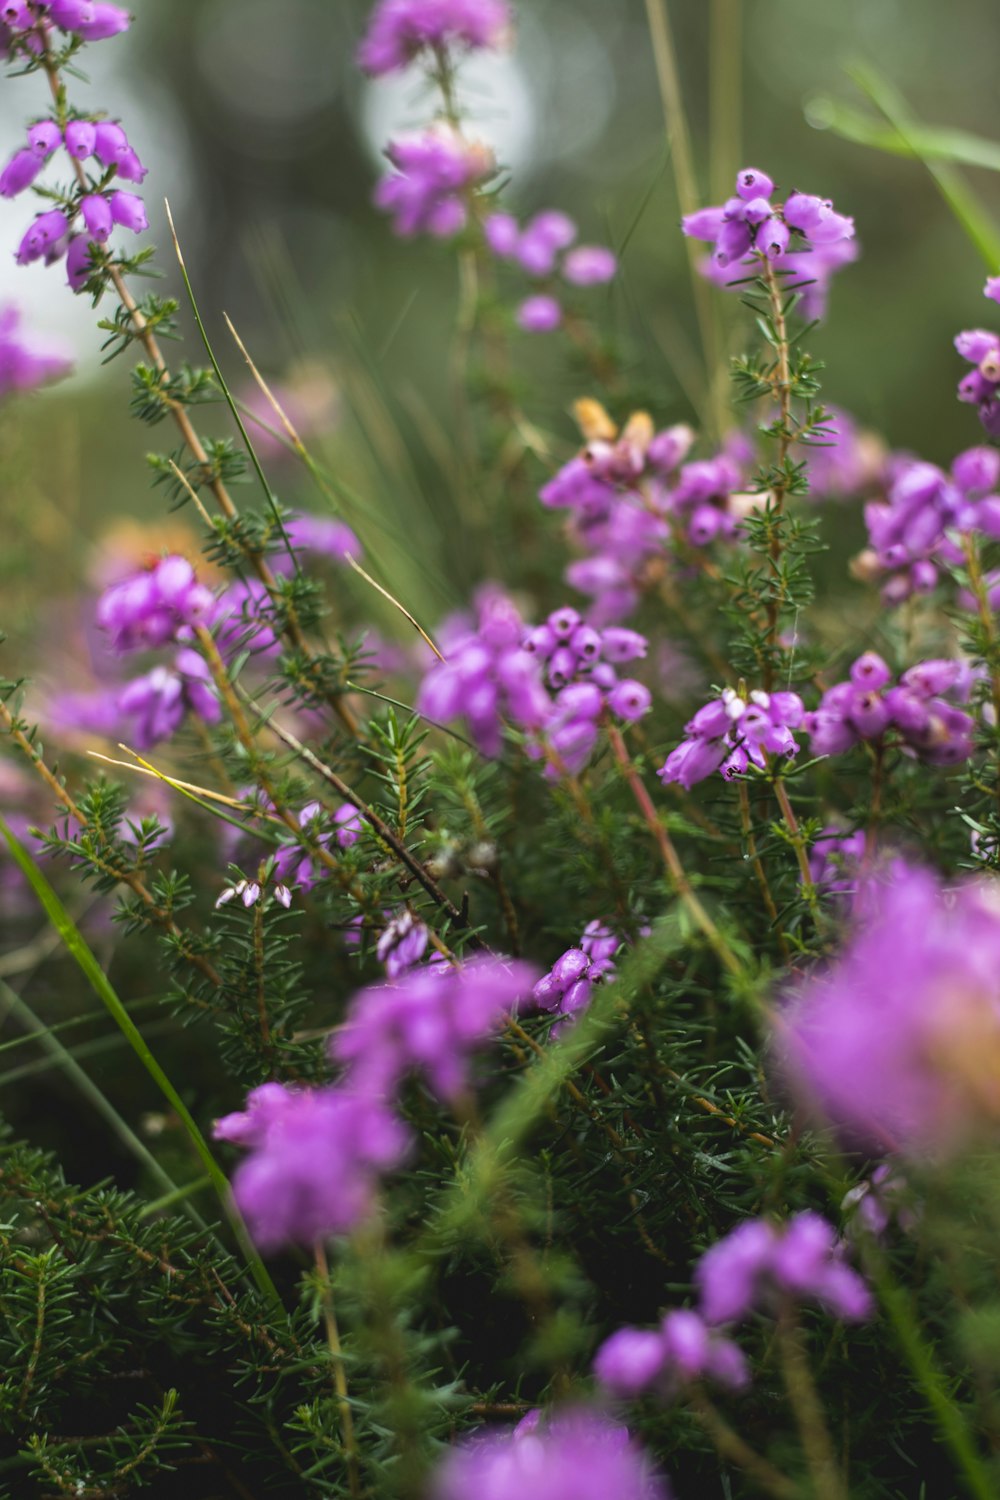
[809,95,1000,175]
[0,812,282,1310]
[841,62,1000,269]
[0,978,216,1241]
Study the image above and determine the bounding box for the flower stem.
[314,1241,362,1500]
[605,722,742,977]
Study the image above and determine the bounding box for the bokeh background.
[2,0,1000,632]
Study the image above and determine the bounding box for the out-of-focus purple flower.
[594,1309,749,1401]
[776,862,1000,1156]
[330,954,539,1102]
[418,585,552,757]
[805,653,975,768]
[96,555,216,653]
[563,245,618,286]
[857,446,1000,603]
[842,1164,914,1240]
[358,0,511,74]
[278,513,362,569]
[117,649,221,748]
[0,304,72,398]
[658,686,804,790]
[214,578,282,661]
[803,406,887,502]
[213,1083,409,1251]
[375,127,493,238]
[696,1212,872,1326]
[807,827,866,897]
[429,1409,672,1500]
[376,909,429,977]
[517,294,562,332]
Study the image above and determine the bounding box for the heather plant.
[4,3,1000,1499]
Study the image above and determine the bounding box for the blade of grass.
[808,94,1000,175]
[0,812,281,1310]
[0,978,216,1238]
[843,62,1000,269]
[643,0,724,437]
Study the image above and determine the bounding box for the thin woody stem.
[738,782,790,960]
[38,38,360,743]
[313,1242,362,1500]
[689,1387,802,1500]
[762,261,794,691]
[605,721,742,977]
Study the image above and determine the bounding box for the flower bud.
[80,193,114,241]
[64,119,97,159]
[0,147,43,198]
[109,190,148,232]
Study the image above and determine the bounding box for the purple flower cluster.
[684,168,857,320]
[539,416,691,623]
[858,447,1000,603]
[375,127,493,239]
[0,303,71,398]
[955,277,1000,437]
[807,653,975,768]
[358,0,511,75]
[330,954,539,1102]
[776,861,1000,1155]
[594,1309,748,1401]
[418,585,551,757]
[117,649,221,749]
[0,0,130,59]
[271,801,363,893]
[522,607,651,774]
[430,1409,672,1500]
[96,555,216,653]
[695,1212,872,1325]
[485,209,617,332]
[658,686,805,791]
[2,92,146,290]
[213,1083,409,1252]
[531,921,620,1030]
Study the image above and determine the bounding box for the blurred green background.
[2,0,1000,632]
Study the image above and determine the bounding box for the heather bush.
[3,3,1000,1497]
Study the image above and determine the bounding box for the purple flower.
[684,170,854,291]
[330,954,539,1102]
[808,827,866,897]
[429,1409,672,1500]
[658,686,804,790]
[213,578,282,660]
[108,189,148,234]
[517,293,562,332]
[375,127,493,239]
[776,862,1000,1156]
[531,923,620,1031]
[0,304,72,398]
[376,909,429,977]
[804,406,887,502]
[15,209,70,265]
[418,585,552,757]
[563,245,617,286]
[696,1213,871,1326]
[63,119,96,160]
[96,555,216,653]
[213,1083,409,1251]
[117,649,222,748]
[805,655,974,768]
[0,147,44,198]
[282,513,362,566]
[358,0,511,75]
[594,1309,748,1401]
